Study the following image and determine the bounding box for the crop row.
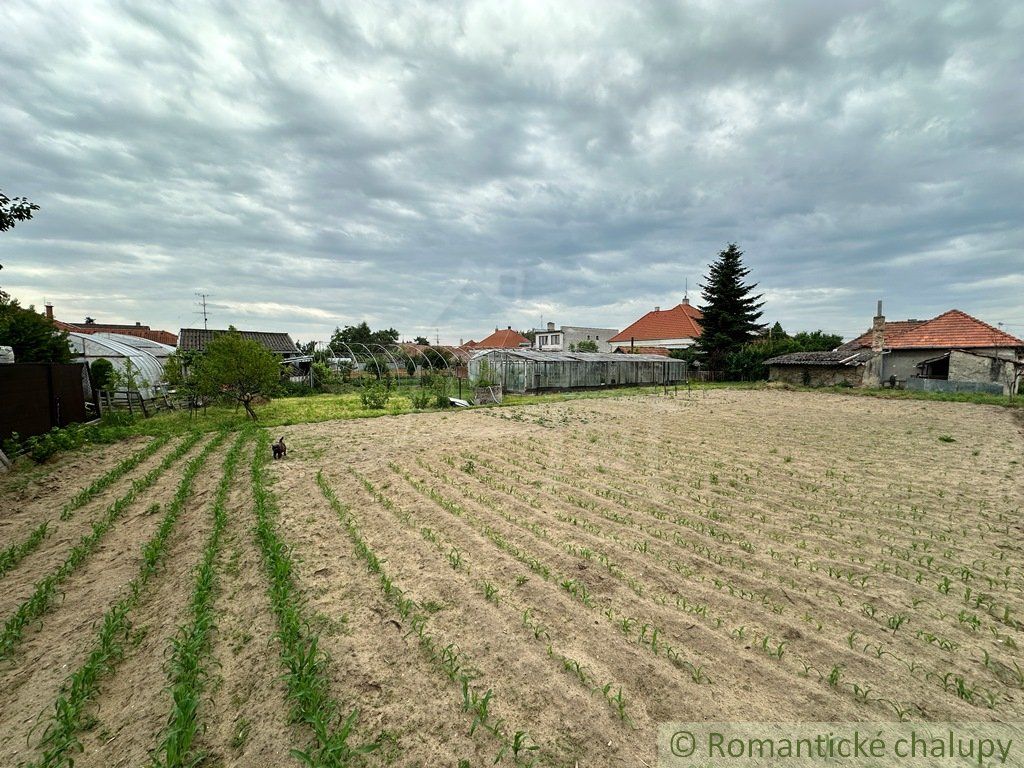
[445,442,1010,716]
[0,434,173,579]
[250,431,378,767]
[317,471,541,766]
[492,442,1020,708]
[399,456,959,719]
[387,461,712,689]
[0,431,205,659]
[152,430,251,767]
[27,431,228,768]
[352,469,633,723]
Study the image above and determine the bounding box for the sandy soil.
[0,436,153,546]
[0,436,184,616]
[194,473,299,768]
[0,390,1021,767]
[273,390,1024,765]
[0,433,215,766]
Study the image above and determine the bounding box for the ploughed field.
[1,390,1022,767]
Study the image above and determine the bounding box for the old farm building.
[468,349,687,394]
[767,306,1024,394]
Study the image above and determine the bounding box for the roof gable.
[608,302,702,343]
[476,328,530,348]
[888,310,1023,349]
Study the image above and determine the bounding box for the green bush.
[359,380,391,409]
[90,358,114,390]
[3,414,142,464]
[277,379,315,398]
[409,387,433,409]
[432,376,451,408]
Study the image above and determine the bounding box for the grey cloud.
[1,0,1022,345]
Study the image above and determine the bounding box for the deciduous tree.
[0,293,71,363]
[193,330,279,419]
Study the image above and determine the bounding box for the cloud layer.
[2,0,1022,343]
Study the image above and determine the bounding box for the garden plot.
[0,388,1020,768]
[274,390,1024,766]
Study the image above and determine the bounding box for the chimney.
[45,303,54,320]
[546,321,555,332]
[871,300,885,352]
[507,325,512,330]
[681,297,689,306]
[654,306,660,312]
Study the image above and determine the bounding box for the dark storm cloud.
[1,0,1022,343]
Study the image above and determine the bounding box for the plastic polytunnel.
[66,332,174,400]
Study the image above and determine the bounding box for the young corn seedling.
[28,432,227,768]
[317,471,537,763]
[152,430,250,768]
[0,433,172,582]
[482,581,500,605]
[255,438,378,767]
[0,431,205,659]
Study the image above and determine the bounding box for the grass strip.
[250,431,377,767]
[152,430,250,768]
[0,431,206,659]
[0,435,173,580]
[26,431,229,768]
[316,472,540,766]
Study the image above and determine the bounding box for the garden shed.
[468,349,687,394]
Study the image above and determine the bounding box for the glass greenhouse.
[468,349,687,394]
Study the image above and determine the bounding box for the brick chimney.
[654,306,661,312]
[45,302,54,320]
[681,297,690,306]
[871,300,885,352]
[546,321,555,331]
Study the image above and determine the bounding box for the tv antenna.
[196,292,210,329]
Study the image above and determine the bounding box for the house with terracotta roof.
[607,298,702,351]
[767,302,1023,394]
[475,326,530,349]
[46,303,178,345]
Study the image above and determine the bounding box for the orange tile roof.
[608,301,702,344]
[887,309,1024,349]
[55,319,178,345]
[840,320,926,350]
[476,328,530,348]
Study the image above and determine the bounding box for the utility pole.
[195,292,210,329]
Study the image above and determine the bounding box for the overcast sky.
[1,1,1022,345]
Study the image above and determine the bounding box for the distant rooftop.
[178,328,298,355]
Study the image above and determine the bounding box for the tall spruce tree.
[696,243,765,372]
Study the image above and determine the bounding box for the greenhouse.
[66,332,174,400]
[468,349,688,394]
